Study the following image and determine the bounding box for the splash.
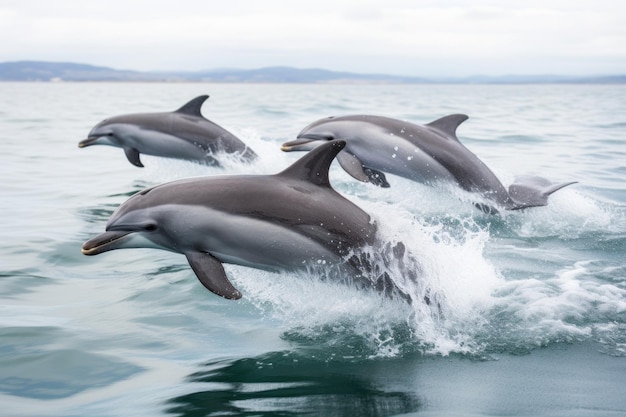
[365,201,503,356]
[123,132,625,359]
[229,196,503,358]
[507,188,614,238]
[486,261,626,355]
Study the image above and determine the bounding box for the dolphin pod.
[81,97,577,300]
[282,114,576,212]
[79,95,257,167]
[82,141,385,300]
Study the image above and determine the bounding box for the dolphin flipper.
[337,152,390,187]
[124,147,144,167]
[337,152,370,182]
[507,176,577,210]
[185,251,242,300]
[363,168,390,187]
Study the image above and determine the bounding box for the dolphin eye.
[144,223,158,231]
[325,135,335,141]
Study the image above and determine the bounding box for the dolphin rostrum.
[82,141,381,300]
[79,95,257,167]
[282,115,576,211]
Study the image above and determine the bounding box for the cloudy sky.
[1,0,625,77]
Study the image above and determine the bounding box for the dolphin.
[81,141,380,300]
[281,114,576,211]
[79,95,257,167]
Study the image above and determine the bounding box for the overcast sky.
[1,0,625,77]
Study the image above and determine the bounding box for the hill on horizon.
[1,60,625,84]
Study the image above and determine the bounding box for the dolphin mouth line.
[78,137,99,148]
[281,136,324,151]
[81,230,133,255]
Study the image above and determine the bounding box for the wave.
[97,132,626,359]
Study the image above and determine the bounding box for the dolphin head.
[78,118,126,149]
[79,114,156,150]
[81,187,178,256]
[281,116,345,152]
[281,116,383,153]
[78,119,114,148]
[79,116,154,167]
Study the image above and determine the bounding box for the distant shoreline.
[1,60,624,84]
[3,80,626,86]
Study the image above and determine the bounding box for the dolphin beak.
[281,136,326,152]
[81,230,133,255]
[78,136,99,148]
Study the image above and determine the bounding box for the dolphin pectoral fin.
[337,152,369,182]
[363,167,390,188]
[507,176,577,210]
[185,251,242,300]
[474,202,500,215]
[336,152,390,187]
[124,147,144,167]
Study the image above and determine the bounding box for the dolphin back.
[172,95,258,162]
[507,176,577,210]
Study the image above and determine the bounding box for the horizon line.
[2,59,625,79]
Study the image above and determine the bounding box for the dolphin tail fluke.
[185,251,242,300]
[507,175,577,210]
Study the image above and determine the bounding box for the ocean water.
[1,81,625,417]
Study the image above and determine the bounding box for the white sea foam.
[225,190,504,357]
[509,188,614,238]
[122,130,625,358]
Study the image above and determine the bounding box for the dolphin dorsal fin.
[278,140,346,186]
[426,114,469,141]
[174,95,209,116]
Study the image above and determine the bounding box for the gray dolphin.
[79,95,257,167]
[81,141,379,300]
[282,115,576,211]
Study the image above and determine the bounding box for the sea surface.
[1,82,625,417]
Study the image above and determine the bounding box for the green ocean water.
[1,82,625,416]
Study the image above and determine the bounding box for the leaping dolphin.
[82,141,381,300]
[281,114,576,211]
[79,95,257,167]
